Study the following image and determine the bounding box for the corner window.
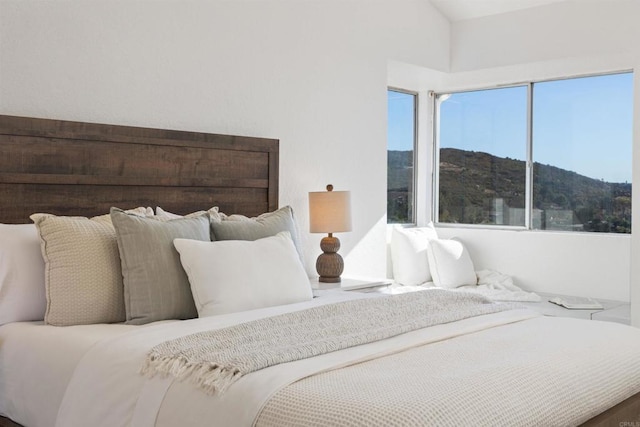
[435,72,633,233]
[532,74,633,232]
[436,86,528,226]
[387,89,416,224]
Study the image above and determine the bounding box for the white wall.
[389,2,640,318]
[450,1,640,73]
[0,0,450,279]
[436,227,631,301]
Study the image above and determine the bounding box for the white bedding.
[153,308,541,427]
[394,269,541,302]
[3,289,640,427]
[0,321,136,427]
[257,315,640,426]
[54,290,371,427]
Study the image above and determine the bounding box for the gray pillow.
[210,206,303,260]
[110,208,210,325]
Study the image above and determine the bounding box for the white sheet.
[0,291,366,427]
[0,321,136,427]
[55,290,371,427]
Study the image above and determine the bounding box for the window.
[532,74,633,232]
[387,89,416,224]
[436,86,528,226]
[435,72,632,233]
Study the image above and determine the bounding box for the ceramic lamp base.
[316,236,344,283]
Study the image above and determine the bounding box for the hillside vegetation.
[388,148,631,233]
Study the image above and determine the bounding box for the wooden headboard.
[0,115,278,223]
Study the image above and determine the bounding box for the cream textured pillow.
[174,232,312,317]
[390,224,438,286]
[111,208,210,325]
[30,214,127,326]
[427,238,477,288]
[0,224,46,325]
[210,206,303,260]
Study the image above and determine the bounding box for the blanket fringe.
[141,353,242,395]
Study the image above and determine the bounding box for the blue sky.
[387,90,416,152]
[388,72,633,183]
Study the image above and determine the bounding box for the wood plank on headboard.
[0,115,279,223]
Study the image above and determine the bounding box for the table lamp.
[308,184,352,283]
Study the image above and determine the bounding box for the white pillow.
[174,231,312,317]
[427,238,477,288]
[0,224,46,325]
[390,224,438,286]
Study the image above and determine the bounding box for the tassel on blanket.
[141,353,243,395]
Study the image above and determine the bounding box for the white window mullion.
[432,92,441,224]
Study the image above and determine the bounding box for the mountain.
[387,150,414,223]
[388,148,631,233]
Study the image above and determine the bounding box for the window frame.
[387,87,419,225]
[431,70,633,232]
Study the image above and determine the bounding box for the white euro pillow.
[174,231,312,317]
[0,224,46,325]
[427,238,477,289]
[390,224,438,286]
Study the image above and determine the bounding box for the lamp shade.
[309,186,352,234]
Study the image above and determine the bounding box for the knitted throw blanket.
[141,290,511,395]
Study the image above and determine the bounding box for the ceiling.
[429,0,567,22]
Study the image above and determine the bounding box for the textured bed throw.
[141,290,511,395]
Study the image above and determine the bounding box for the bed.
[1,115,639,427]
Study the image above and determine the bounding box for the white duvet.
[3,289,640,427]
